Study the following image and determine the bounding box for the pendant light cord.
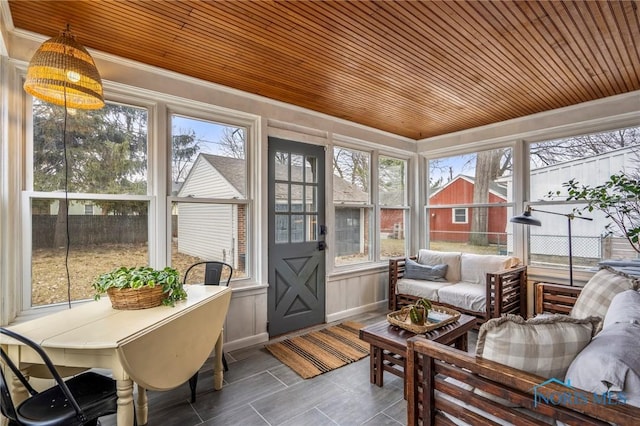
[63,71,71,309]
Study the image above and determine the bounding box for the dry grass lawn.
[31,243,201,306]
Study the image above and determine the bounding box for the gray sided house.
[332,176,369,257]
[177,154,246,266]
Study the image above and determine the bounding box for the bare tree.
[471,149,508,246]
[333,147,369,192]
[218,127,245,159]
[530,127,640,168]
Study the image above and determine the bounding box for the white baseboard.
[325,300,387,323]
[224,332,269,352]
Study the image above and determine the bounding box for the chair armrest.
[535,282,582,315]
[486,265,527,318]
[388,256,416,310]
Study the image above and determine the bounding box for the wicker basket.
[387,305,461,333]
[107,286,166,310]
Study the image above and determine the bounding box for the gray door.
[268,137,326,336]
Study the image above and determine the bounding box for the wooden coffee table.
[359,314,476,390]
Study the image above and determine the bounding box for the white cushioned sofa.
[407,266,640,426]
[389,249,527,324]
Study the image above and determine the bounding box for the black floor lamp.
[510,206,593,286]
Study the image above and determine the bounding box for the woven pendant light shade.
[24,28,104,109]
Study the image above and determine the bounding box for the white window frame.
[378,154,411,260]
[23,94,155,312]
[451,207,468,224]
[166,104,259,286]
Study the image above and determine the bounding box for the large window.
[426,147,513,255]
[528,126,640,270]
[170,115,248,282]
[29,100,149,307]
[333,146,372,266]
[379,156,409,259]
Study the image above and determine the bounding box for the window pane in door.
[291,215,304,242]
[275,183,289,212]
[305,156,317,183]
[306,215,318,241]
[291,184,304,212]
[291,154,304,182]
[306,185,317,212]
[275,214,289,243]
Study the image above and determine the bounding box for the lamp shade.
[23,29,104,109]
[510,209,542,226]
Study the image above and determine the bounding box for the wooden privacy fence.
[32,215,148,248]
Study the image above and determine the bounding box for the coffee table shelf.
[359,314,476,393]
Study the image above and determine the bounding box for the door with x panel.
[268,137,326,336]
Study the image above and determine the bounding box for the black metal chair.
[182,261,233,403]
[0,327,122,426]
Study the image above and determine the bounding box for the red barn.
[428,175,507,245]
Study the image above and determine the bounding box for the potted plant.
[93,266,187,309]
[407,298,432,325]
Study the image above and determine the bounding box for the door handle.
[318,241,327,251]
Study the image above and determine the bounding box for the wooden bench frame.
[389,257,527,325]
[407,336,638,426]
[406,281,639,425]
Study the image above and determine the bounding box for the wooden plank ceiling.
[7,0,640,140]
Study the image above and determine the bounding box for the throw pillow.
[476,314,600,379]
[571,267,639,323]
[602,289,640,329]
[460,253,520,285]
[417,249,461,282]
[404,259,447,281]
[565,322,640,408]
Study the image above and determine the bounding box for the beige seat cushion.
[417,249,461,282]
[437,282,486,313]
[396,278,451,301]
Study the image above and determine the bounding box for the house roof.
[430,174,508,200]
[6,1,639,140]
[185,153,368,202]
[201,154,246,196]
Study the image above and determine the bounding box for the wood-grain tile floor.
[100,308,476,426]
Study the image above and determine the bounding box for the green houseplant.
[552,172,640,254]
[407,298,432,325]
[93,266,187,308]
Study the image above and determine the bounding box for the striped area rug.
[265,321,369,379]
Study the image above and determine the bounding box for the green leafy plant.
[93,266,187,306]
[408,298,432,325]
[551,172,640,254]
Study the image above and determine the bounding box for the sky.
[171,115,230,156]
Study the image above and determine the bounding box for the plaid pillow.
[476,314,600,379]
[571,267,639,323]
